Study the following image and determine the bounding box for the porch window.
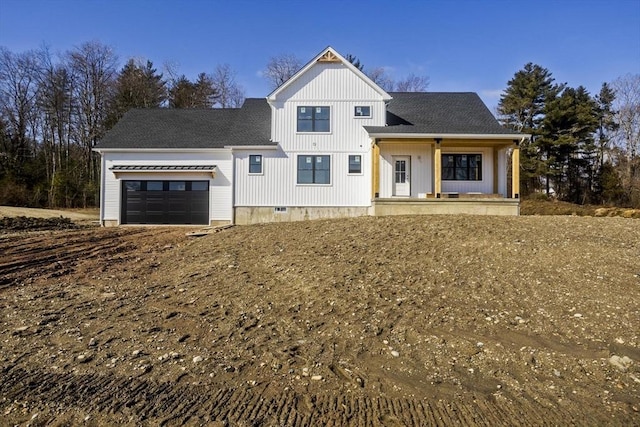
[442,154,482,181]
[348,155,362,174]
[249,154,263,174]
[297,106,330,132]
[297,155,330,184]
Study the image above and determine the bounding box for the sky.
[1,0,639,111]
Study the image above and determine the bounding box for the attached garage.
[121,180,209,224]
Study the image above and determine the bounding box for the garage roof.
[96,98,273,149]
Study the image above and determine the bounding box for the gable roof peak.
[266,46,391,102]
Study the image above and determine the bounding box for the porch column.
[434,139,442,198]
[512,140,520,199]
[372,140,380,198]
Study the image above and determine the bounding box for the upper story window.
[297,106,330,132]
[354,106,371,117]
[249,154,263,174]
[442,154,482,181]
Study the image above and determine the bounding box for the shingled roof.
[365,92,517,136]
[95,98,273,149]
[97,92,518,150]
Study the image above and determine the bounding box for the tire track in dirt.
[0,366,618,425]
[0,228,176,290]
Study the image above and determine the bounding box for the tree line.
[0,41,245,208]
[498,65,639,207]
[1,43,637,209]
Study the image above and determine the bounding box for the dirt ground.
[0,215,639,426]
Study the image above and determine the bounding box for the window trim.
[296,106,331,133]
[354,105,371,118]
[442,153,483,181]
[296,154,332,186]
[248,154,263,175]
[348,154,363,175]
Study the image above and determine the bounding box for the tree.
[395,73,429,92]
[168,73,217,108]
[594,82,618,169]
[367,67,394,92]
[611,73,640,206]
[112,58,166,118]
[345,54,363,71]
[498,63,564,195]
[540,86,598,202]
[0,47,42,179]
[263,54,301,89]
[66,41,118,204]
[210,64,245,108]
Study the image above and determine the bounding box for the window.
[348,155,362,174]
[354,106,371,117]
[297,155,330,184]
[249,154,262,174]
[442,154,482,181]
[297,106,330,132]
[169,181,186,191]
[147,181,163,191]
[191,181,208,191]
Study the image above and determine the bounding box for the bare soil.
[0,216,639,426]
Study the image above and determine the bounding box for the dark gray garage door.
[121,180,209,225]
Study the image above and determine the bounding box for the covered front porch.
[370,136,523,216]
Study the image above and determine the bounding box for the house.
[94,47,527,226]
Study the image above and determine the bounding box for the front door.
[393,156,410,196]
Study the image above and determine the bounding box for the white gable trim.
[266,47,392,103]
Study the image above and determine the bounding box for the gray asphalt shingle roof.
[365,92,516,135]
[95,98,273,149]
[96,92,517,150]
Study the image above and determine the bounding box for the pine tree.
[113,59,166,115]
[497,63,564,195]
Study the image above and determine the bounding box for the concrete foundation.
[234,206,370,225]
[371,198,520,216]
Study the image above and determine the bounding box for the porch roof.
[365,92,528,140]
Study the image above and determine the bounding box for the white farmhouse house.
[94,47,527,226]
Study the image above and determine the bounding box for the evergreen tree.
[497,63,564,195]
[168,73,217,108]
[540,86,598,202]
[112,59,166,120]
[345,54,363,71]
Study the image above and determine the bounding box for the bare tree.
[395,73,429,92]
[611,73,640,205]
[210,64,245,108]
[0,47,42,174]
[66,41,118,203]
[367,67,394,92]
[263,54,301,90]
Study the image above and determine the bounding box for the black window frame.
[348,154,362,174]
[297,106,330,132]
[249,154,263,174]
[297,155,331,185]
[442,154,482,181]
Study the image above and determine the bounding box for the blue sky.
[1,0,639,111]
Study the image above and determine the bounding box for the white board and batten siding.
[234,149,371,207]
[378,143,433,198]
[234,61,385,209]
[101,150,233,224]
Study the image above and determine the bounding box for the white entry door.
[393,156,410,196]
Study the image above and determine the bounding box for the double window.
[297,155,330,184]
[297,106,330,132]
[442,154,482,181]
[249,154,262,174]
